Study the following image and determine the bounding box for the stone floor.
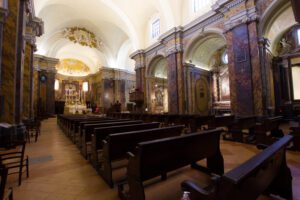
[5,118,300,200]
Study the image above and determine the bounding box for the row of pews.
[57,114,294,200]
[108,113,293,147]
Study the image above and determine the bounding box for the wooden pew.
[81,120,143,158]
[224,116,256,143]
[70,117,114,138]
[74,119,131,144]
[254,116,283,146]
[181,135,293,200]
[207,115,235,129]
[118,128,224,200]
[99,125,184,187]
[91,122,161,167]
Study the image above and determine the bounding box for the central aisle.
[13,118,118,200]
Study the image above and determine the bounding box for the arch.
[259,0,297,55]
[147,55,168,78]
[184,30,226,70]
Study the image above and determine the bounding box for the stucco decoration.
[56,58,91,77]
[63,27,102,49]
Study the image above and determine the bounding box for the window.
[194,0,200,12]
[297,29,300,45]
[222,51,228,64]
[151,19,160,39]
[82,82,89,92]
[54,79,59,91]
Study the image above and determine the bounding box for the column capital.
[223,6,258,33]
[130,50,146,70]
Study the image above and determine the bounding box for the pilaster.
[130,50,146,111]
[34,55,58,118]
[164,28,184,114]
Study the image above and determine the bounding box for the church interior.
[0,0,300,199]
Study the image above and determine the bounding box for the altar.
[64,104,87,114]
[62,82,88,114]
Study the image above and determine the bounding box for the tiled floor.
[6,118,300,200]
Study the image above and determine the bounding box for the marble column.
[22,43,33,119]
[165,29,184,114]
[0,3,8,118]
[33,55,58,118]
[182,63,194,114]
[225,24,255,116]
[166,52,181,114]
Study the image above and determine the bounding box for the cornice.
[132,0,255,59]
[130,49,145,59]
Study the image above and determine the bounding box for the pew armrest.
[127,152,135,159]
[102,140,108,145]
[181,180,214,200]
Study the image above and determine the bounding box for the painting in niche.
[219,67,230,101]
[155,88,163,107]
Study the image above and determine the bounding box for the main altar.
[63,84,87,114]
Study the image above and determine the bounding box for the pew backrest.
[128,128,224,182]
[93,122,161,149]
[217,135,293,200]
[182,135,293,200]
[103,125,184,161]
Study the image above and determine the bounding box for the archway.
[185,32,229,114]
[147,56,168,113]
[260,1,299,116]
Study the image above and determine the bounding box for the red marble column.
[226,24,255,116]
[249,22,264,116]
[167,52,180,114]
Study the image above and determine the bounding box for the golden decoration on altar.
[56,58,91,77]
[63,27,102,49]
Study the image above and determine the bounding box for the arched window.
[151,19,160,39]
[222,51,228,65]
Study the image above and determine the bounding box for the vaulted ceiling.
[33,0,218,75]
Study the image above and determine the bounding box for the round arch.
[146,55,168,113]
[184,31,226,70]
[259,0,297,55]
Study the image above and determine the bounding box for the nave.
[6,118,300,200]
